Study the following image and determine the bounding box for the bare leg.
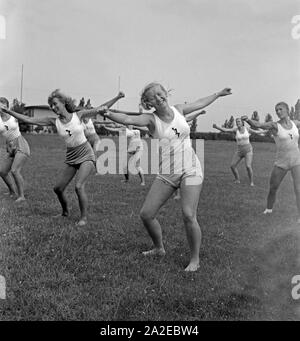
[291,165,300,220]
[0,157,16,195]
[180,177,202,272]
[10,152,28,202]
[266,166,288,210]
[74,160,95,226]
[53,165,77,216]
[245,152,254,186]
[92,138,101,174]
[140,178,176,255]
[122,161,129,182]
[230,151,243,183]
[137,167,145,186]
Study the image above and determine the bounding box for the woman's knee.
[182,207,197,224]
[140,207,155,222]
[75,182,85,193]
[10,167,20,176]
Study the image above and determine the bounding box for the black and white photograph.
[0,0,300,326]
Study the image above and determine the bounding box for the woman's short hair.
[48,89,76,113]
[275,102,289,113]
[140,82,168,110]
[0,97,9,108]
[235,117,244,126]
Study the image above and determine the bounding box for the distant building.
[24,105,56,133]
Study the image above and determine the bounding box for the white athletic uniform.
[0,115,30,157]
[126,128,143,153]
[152,106,203,188]
[55,113,95,166]
[273,121,300,170]
[235,127,253,158]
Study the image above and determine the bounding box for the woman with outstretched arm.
[0,89,123,226]
[213,118,265,186]
[97,82,232,271]
[241,102,300,221]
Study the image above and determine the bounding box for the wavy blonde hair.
[0,97,9,108]
[48,89,76,113]
[140,82,168,110]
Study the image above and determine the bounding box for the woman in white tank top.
[0,97,30,202]
[100,82,232,271]
[213,118,265,186]
[102,123,146,186]
[242,102,300,222]
[1,89,124,226]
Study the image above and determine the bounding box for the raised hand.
[212,123,217,129]
[118,91,125,99]
[218,88,232,97]
[241,115,249,121]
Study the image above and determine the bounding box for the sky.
[0,0,299,131]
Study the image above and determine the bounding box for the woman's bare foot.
[142,248,166,256]
[52,211,69,218]
[76,218,87,226]
[15,196,26,203]
[184,261,200,272]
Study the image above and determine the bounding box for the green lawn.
[0,134,299,320]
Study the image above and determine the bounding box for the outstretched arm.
[110,108,142,116]
[101,110,154,130]
[0,107,55,126]
[241,116,277,131]
[175,88,232,115]
[101,91,125,109]
[248,127,267,136]
[212,123,236,133]
[78,91,125,120]
[185,110,206,123]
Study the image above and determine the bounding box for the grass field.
[0,134,299,321]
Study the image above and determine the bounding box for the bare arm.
[77,91,125,120]
[185,110,206,123]
[101,91,125,109]
[212,123,236,133]
[248,127,267,136]
[241,116,277,131]
[0,107,55,126]
[110,109,142,116]
[175,88,232,115]
[102,110,154,130]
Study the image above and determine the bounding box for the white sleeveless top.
[56,113,87,148]
[152,106,199,174]
[273,121,299,153]
[82,118,96,137]
[125,128,143,152]
[235,127,250,146]
[0,115,21,141]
